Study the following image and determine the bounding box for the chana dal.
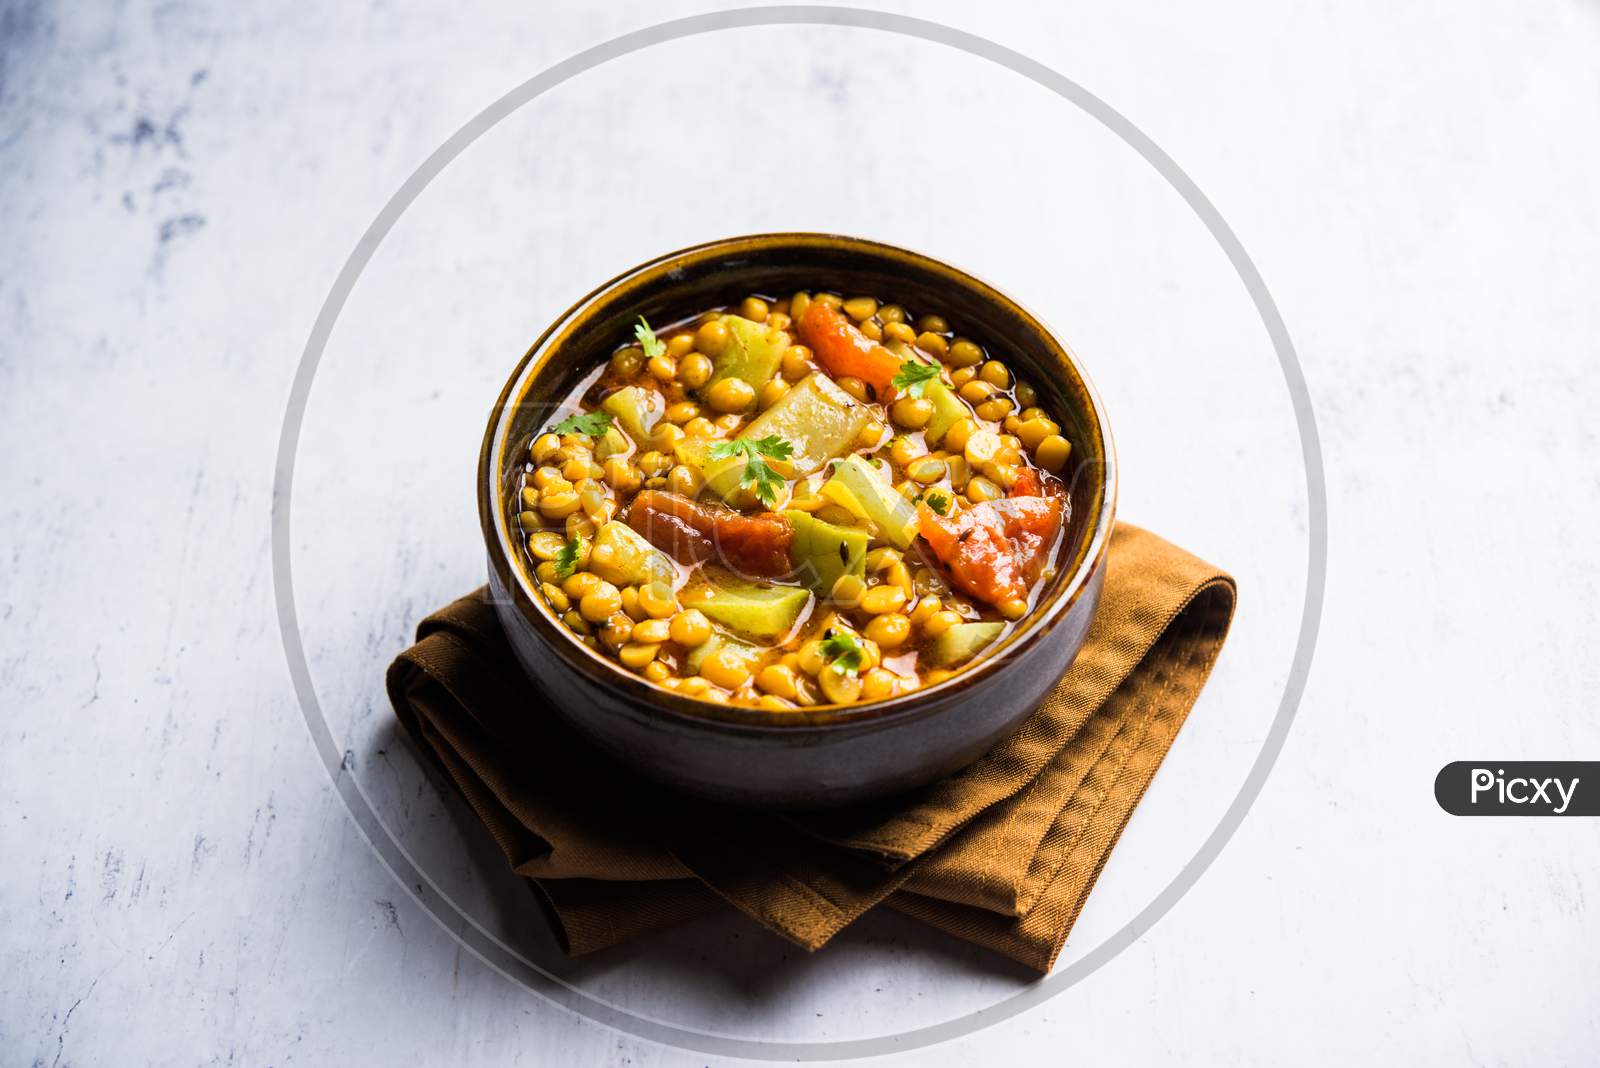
[510,291,1074,709]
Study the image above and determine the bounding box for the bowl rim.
[478,232,1117,734]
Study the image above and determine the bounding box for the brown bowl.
[479,234,1116,807]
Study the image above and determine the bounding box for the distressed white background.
[2,1,1598,1065]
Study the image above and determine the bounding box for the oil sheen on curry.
[509,291,1074,709]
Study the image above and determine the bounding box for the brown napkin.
[387,522,1235,973]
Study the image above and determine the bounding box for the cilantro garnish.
[707,435,795,506]
[634,316,665,361]
[549,410,613,437]
[553,535,586,580]
[923,489,951,516]
[819,629,864,676]
[890,359,941,398]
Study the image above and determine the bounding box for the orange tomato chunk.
[796,301,904,402]
[917,496,1063,606]
[627,490,792,577]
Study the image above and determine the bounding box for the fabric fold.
[386,522,1235,973]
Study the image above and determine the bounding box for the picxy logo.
[1470,768,1578,813]
[1435,761,1596,816]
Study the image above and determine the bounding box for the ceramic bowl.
[479,233,1116,807]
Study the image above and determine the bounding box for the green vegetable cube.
[601,385,664,445]
[738,373,869,478]
[588,520,676,588]
[684,630,764,675]
[679,573,811,642]
[702,314,790,395]
[783,510,868,596]
[923,382,971,445]
[820,455,919,549]
[923,621,1004,667]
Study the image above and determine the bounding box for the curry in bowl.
[509,290,1074,710]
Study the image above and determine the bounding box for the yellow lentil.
[669,609,712,647]
[639,581,677,619]
[619,642,660,670]
[1036,434,1072,472]
[706,377,755,413]
[700,648,751,690]
[756,664,799,699]
[864,613,911,648]
[679,352,713,389]
[860,585,907,615]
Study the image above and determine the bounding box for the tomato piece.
[796,301,903,401]
[627,490,792,577]
[917,496,1063,606]
[1008,466,1069,500]
[1009,467,1041,498]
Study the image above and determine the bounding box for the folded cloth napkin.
[386,522,1235,973]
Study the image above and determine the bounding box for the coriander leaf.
[550,410,613,437]
[706,436,794,506]
[744,435,794,461]
[634,316,666,361]
[819,629,864,676]
[923,489,951,516]
[553,535,586,581]
[704,439,746,462]
[744,461,787,506]
[890,359,941,398]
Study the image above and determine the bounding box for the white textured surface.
[2,2,1598,1064]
